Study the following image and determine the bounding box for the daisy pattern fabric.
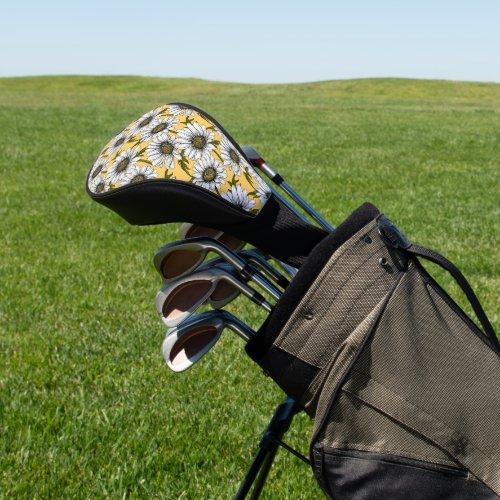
[88,104,271,215]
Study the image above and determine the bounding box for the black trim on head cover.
[246,202,380,361]
[88,178,252,226]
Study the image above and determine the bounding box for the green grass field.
[1,76,498,498]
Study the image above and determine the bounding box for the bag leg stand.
[235,397,309,499]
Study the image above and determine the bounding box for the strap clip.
[377,215,411,250]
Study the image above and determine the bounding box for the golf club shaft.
[227,321,256,342]
[239,285,274,313]
[241,250,289,289]
[242,146,334,231]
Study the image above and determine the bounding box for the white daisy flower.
[140,116,178,142]
[105,147,140,184]
[176,122,216,161]
[192,157,226,191]
[255,177,271,202]
[221,185,256,212]
[146,133,180,169]
[220,137,245,175]
[89,159,107,180]
[89,175,109,194]
[122,165,157,185]
[128,107,163,136]
[168,104,195,116]
[106,132,129,155]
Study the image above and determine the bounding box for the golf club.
[153,237,282,300]
[242,146,334,231]
[162,310,255,372]
[168,257,247,310]
[155,265,274,328]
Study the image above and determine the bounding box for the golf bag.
[246,202,500,499]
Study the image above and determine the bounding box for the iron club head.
[161,310,255,372]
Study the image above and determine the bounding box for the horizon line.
[1,74,500,86]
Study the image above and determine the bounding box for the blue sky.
[1,0,499,83]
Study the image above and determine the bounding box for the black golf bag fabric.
[246,203,500,499]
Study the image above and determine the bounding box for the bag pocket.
[313,445,496,500]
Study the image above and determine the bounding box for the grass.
[1,75,498,498]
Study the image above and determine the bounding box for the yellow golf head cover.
[87,103,270,214]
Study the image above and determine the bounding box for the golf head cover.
[86,103,328,266]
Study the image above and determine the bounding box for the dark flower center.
[114,137,125,148]
[96,182,105,193]
[152,123,168,134]
[139,116,153,128]
[192,135,207,149]
[116,157,130,173]
[202,167,217,182]
[131,174,146,183]
[91,164,103,179]
[160,141,174,155]
[229,149,239,164]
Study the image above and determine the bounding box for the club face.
[179,223,223,241]
[206,261,246,308]
[217,232,245,252]
[154,243,207,281]
[161,310,254,372]
[162,323,222,372]
[156,279,215,327]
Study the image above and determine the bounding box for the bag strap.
[377,215,499,354]
[407,244,499,353]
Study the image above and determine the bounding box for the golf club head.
[164,258,242,310]
[162,313,223,372]
[179,223,245,252]
[86,103,327,266]
[158,252,253,309]
[155,265,271,328]
[162,310,255,372]
[153,236,249,282]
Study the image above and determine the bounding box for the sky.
[1,0,499,84]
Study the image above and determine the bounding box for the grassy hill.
[1,76,498,498]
